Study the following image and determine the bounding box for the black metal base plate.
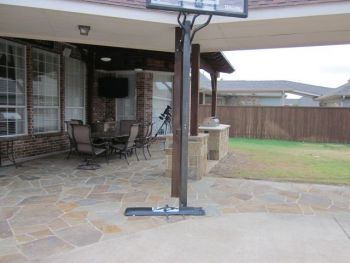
[124,206,205,217]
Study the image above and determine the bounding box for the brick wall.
[91,71,117,123]
[90,78,109,122]
[136,72,153,134]
[8,134,69,160]
[1,39,71,162]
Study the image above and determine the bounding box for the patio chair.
[72,124,109,170]
[111,123,139,165]
[91,122,104,133]
[120,120,138,135]
[65,119,83,160]
[135,122,153,160]
[104,121,117,132]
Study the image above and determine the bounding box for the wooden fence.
[198,105,350,143]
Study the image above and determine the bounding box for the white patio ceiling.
[1,0,350,52]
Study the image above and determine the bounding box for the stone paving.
[0,143,349,262]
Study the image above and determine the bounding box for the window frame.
[0,38,27,137]
[64,57,87,124]
[152,71,174,135]
[32,48,60,134]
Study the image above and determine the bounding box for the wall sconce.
[78,25,91,36]
[100,57,112,62]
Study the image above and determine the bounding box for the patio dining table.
[91,131,129,158]
[91,131,129,143]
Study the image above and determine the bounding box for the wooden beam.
[200,57,215,75]
[190,44,200,136]
[171,27,182,198]
[210,72,218,117]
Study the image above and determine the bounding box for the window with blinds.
[0,39,26,137]
[64,57,86,123]
[115,72,136,121]
[32,48,60,133]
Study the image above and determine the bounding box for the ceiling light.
[78,25,91,36]
[100,57,112,62]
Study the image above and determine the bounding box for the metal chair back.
[127,124,139,149]
[120,120,138,135]
[146,123,153,138]
[72,124,94,154]
[65,119,83,146]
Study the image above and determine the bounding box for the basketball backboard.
[146,0,248,18]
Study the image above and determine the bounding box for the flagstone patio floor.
[0,143,349,262]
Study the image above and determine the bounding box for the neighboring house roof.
[317,81,350,101]
[76,0,347,10]
[200,74,331,97]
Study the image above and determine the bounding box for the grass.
[227,138,350,185]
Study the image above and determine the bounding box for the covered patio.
[1,0,350,262]
[1,145,350,261]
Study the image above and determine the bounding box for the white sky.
[222,44,350,89]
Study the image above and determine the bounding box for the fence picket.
[198,105,350,143]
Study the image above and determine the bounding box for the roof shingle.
[317,81,350,100]
[200,74,331,96]
[73,0,348,10]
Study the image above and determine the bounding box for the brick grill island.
[198,124,230,160]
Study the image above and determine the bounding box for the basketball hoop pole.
[124,0,247,217]
[124,13,211,217]
[179,18,191,208]
[177,13,212,210]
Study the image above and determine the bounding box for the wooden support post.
[190,44,200,136]
[210,72,218,117]
[171,27,182,197]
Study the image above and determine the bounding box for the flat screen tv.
[98,77,129,98]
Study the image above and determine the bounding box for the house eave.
[1,0,350,52]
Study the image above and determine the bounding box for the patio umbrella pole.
[124,13,211,217]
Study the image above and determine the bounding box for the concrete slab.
[45,213,350,263]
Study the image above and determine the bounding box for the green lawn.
[228,138,350,185]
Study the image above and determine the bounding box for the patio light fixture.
[100,57,112,62]
[78,25,91,36]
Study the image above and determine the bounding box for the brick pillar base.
[165,133,208,180]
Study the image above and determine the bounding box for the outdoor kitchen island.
[164,123,230,180]
[199,124,230,160]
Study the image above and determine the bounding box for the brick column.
[105,97,115,120]
[136,72,153,127]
